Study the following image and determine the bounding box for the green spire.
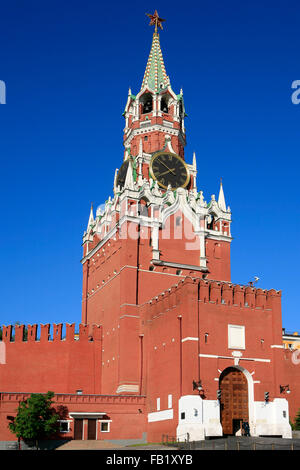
[141,33,170,92]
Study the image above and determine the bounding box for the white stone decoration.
[82,151,232,272]
[176,395,222,441]
[228,324,245,350]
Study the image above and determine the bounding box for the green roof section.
[141,33,170,92]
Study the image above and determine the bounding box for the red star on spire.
[146,10,165,33]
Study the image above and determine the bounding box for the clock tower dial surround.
[149,151,190,190]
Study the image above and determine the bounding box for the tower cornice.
[123,123,186,150]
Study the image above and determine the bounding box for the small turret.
[87,203,94,231]
[218,179,226,212]
[124,160,135,190]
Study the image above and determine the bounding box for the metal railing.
[161,433,190,446]
[161,435,300,451]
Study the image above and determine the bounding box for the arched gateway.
[219,367,249,435]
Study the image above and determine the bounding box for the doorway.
[74,419,83,440]
[219,367,249,435]
[87,419,97,440]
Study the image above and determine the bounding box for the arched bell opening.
[160,95,170,114]
[140,92,153,114]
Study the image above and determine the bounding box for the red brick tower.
[80,12,232,396]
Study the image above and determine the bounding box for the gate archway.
[219,367,249,435]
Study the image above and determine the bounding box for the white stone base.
[252,423,292,438]
[176,423,205,442]
[176,395,222,441]
[176,395,292,441]
[251,399,292,438]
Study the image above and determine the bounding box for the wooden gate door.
[74,419,83,440]
[87,419,97,440]
[219,367,249,435]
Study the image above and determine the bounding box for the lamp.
[280,385,291,394]
[193,380,203,392]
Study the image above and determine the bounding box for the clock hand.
[157,168,175,177]
[157,159,176,176]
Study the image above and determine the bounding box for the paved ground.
[56,441,178,451]
[55,436,300,451]
[56,440,124,450]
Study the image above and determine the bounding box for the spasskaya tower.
[81,11,232,394]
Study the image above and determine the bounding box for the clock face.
[116,160,130,189]
[150,151,190,190]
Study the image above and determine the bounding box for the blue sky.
[0,0,299,331]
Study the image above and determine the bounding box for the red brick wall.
[0,392,146,442]
[0,324,102,395]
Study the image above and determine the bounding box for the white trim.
[148,409,174,423]
[138,268,185,278]
[124,125,185,147]
[119,315,140,319]
[81,226,118,263]
[182,337,199,343]
[116,384,139,394]
[271,345,284,349]
[83,265,137,300]
[58,420,71,433]
[152,259,208,273]
[205,233,232,242]
[69,412,106,418]
[120,303,139,308]
[100,421,111,433]
[200,354,218,359]
[199,353,271,363]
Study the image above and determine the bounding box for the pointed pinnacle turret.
[87,203,94,230]
[124,160,134,190]
[141,12,169,92]
[218,179,227,212]
[193,152,197,170]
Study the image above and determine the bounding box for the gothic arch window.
[140,93,153,114]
